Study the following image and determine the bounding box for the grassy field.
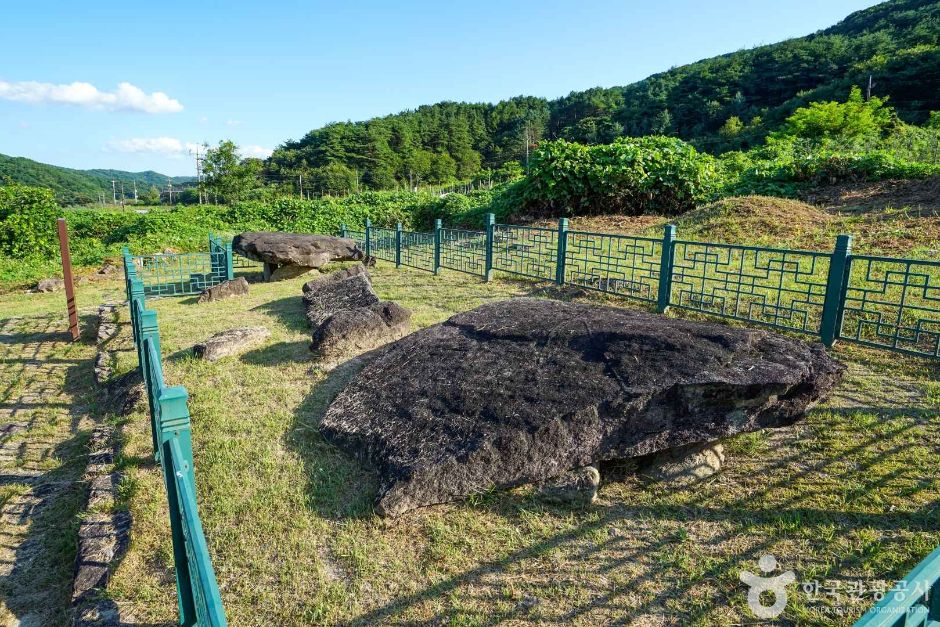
[59,261,934,626]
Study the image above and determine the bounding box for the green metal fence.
[122,248,228,627]
[853,545,940,626]
[129,234,234,297]
[339,216,939,361]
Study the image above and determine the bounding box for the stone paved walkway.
[0,314,96,626]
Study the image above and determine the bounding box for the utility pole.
[133,180,138,202]
[192,146,203,204]
[120,181,126,209]
[111,180,117,204]
[524,123,530,172]
[866,74,874,101]
[167,180,174,205]
[298,174,303,199]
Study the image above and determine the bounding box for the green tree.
[311,163,357,196]
[0,183,59,258]
[775,86,893,141]
[142,185,161,205]
[719,116,745,137]
[200,140,262,203]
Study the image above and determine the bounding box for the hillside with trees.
[0,152,194,205]
[266,0,940,194]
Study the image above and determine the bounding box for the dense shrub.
[522,137,722,216]
[0,184,59,258]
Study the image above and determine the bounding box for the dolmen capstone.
[303,264,410,366]
[232,232,364,281]
[321,298,844,516]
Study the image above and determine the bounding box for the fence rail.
[122,248,228,627]
[335,217,939,361]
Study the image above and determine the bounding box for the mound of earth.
[321,298,844,517]
[670,196,833,246]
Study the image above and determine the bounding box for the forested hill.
[0,153,194,205]
[267,0,940,190]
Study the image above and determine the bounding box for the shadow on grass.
[285,351,383,521]
[332,396,940,625]
[251,296,308,333]
[240,340,311,366]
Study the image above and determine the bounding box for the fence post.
[340,222,348,239]
[555,217,569,285]
[434,218,442,275]
[484,213,495,282]
[396,222,403,268]
[225,242,234,281]
[139,309,163,459]
[121,246,133,302]
[365,218,372,260]
[130,278,146,361]
[657,224,677,313]
[820,234,853,347]
[157,386,198,626]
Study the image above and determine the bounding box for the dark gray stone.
[311,301,411,366]
[197,277,250,303]
[232,232,364,281]
[193,326,270,361]
[302,263,369,294]
[303,268,379,327]
[321,298,845,516]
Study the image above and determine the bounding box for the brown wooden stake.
[57,218,80,341]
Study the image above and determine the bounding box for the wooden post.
[57,218,79,341]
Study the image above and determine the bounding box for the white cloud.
[242,144,273,159]
[225,119,242,127]
[0,80,183,114]
[105,138,271,160]
[106,137,201,158]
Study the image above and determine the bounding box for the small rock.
[641,442,725,486]
[517,594,540,612]
[196,277,250,303]
[96,322,118,343]
[193,326,271,361]
[94,351,112,384]
[536,466,600,507]
[35,278,64,292]
[96,261,120,276]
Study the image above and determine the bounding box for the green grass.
[81,263,940,625]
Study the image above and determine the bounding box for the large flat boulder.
[321,298,844,516]
[232,232,363,281]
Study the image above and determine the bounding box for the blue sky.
[1,0,880,176]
